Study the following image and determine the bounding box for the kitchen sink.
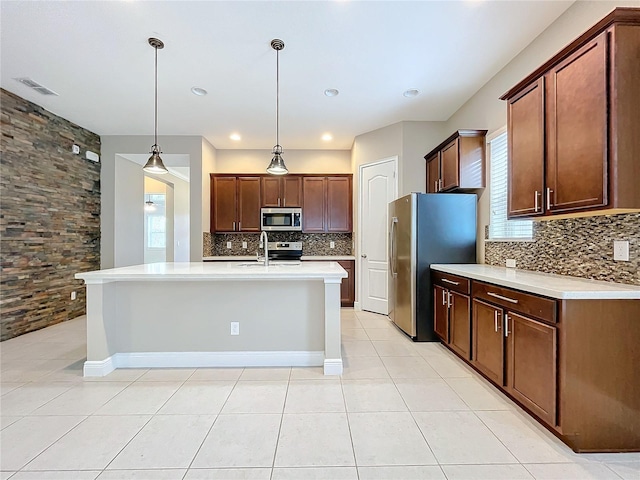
[235,261,301,267]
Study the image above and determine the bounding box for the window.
[488,130,533,240]
[146,194,166,248]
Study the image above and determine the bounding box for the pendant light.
[266,39,288,175]
[143,37,169,175]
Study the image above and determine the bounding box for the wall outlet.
[226,241,232,249]
[230,322,240,335]
[330,241,335,249]
[613,240,630,261]
[70,291,77,300]
[242,241,247,249]
[506,259,516,268]
[71,144,80,155]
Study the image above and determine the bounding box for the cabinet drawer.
[432,271,470,295]
[473,281,556,323]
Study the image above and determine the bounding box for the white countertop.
[430,264,640,300]
[203,255,356,261]
[76,261,347,284]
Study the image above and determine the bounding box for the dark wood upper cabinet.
[211,176,237,232]
[508,78,545,218]
[237,177,261,232]
[424,130,487,192]
[210,175,260,232]
[302,177,326,232]
[282,176,303,207]
[426,153,440,193]
[261,175,302,207]
[502,8,640,218]
[302,175,352,233]
[546,33,608,213]
[326,177,352,232]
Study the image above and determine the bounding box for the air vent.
[13,77,59,96]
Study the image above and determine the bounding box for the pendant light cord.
[154,44,158,148]
[276,47,279,147]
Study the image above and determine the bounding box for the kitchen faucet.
[259,231,269,266]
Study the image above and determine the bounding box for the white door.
[360,158,397,314]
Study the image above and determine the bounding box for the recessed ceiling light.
[403,89,420,98]
[324,88,339,97]
[322,133,333,141]
[191,87,208,96]
[230,133,241,141]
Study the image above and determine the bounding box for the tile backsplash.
[203,232,352,257]
[485,213,639,286]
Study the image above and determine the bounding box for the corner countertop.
[76,261,347,284]
[202,255,356,261]
[430,264,640,300]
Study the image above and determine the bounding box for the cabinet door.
[337,260,355,307]
[426,153,440,193]
[449,292,471,360]
[508,78,545,218]
[302,177,326,232]
[327,177,352,232]
[261,177,282,207]
[212,176,237,232]
[237,177,261,232]
[472,299,504,385]
[506,312,557,426]
[440,139,459,191]
[282,176,302,207]
[547,32,608,213]
[434,285,449,342]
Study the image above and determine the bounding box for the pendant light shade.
[267,39,288,176]
[143,37,168,175]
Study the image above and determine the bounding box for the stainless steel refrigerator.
[388,193,477,341]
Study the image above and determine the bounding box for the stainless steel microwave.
[261,208,302,231]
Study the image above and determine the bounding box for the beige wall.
[443,0,639,263]
[214,149,351,174]
[201,138,217,232]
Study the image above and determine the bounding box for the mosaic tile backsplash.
[485,213,640,286]
[204,232,352,257]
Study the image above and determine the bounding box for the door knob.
[361,254,367,258]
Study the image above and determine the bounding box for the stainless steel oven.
[261,208,302,231]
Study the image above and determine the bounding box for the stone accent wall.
[203,232,352,257]
[485,213,640,286]
[1,89,101,340]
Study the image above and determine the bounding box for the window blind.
[488,132,533,240]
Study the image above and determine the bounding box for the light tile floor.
[1,310,638,480]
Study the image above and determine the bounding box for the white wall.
[215,149,351,174]
[101,135,203,267]
[442,0,639,263]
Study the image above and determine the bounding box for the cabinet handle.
[487,292,519,304]
[494,310,501,332]
[238,221,241,230]
[441,278,460,286]
[233,221,236,231]
[283,198,286,207]
[546,188,553,208]
[534,191,539,212]
[439,179,443,191]
[504,315,510,338]
[447,292,452,308]
[434,180,438,192]
[278,198,281,207]
[442,290,447,306]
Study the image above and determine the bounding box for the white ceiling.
[1,1,574,151]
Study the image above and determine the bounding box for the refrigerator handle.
[388,217,398,277]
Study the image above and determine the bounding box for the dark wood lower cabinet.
[433,270,640,453]
[449,292,470,359]
[506,312,557,427]
[472,299,504,385]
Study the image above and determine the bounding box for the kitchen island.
[75,261,347,377]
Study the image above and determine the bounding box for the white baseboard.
[83,350,325,376]
[353,301,362,311]
[323,358,343,375]
[83,357,116,377]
